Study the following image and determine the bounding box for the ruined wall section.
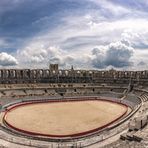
[0,69,148,85]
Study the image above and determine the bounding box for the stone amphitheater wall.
[0,69,148,85]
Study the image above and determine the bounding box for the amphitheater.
[0,64,148,148]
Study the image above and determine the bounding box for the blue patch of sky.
[0,0,100,52]
[0,0,98,38]
[109,0,148,12]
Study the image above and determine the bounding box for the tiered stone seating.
[99,91,122,99]
[2,100,22,110]
[25,89,45,96]
[140,93,148,102]
[125,95,141,107]
[104,139,145,148]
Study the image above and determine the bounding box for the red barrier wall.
[3,97,128,139]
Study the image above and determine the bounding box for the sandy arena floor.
[4,100,127,136]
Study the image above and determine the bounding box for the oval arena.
[0,65,148,147]
[3,98,128,138]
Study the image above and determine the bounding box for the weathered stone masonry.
[0,65,148,85]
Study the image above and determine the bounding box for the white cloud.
[16,16,148,69]
[89,0,131,17]
[91,41,133,69]
[0,52,18,66]
[13,1,148,70]
[17,40,73,68]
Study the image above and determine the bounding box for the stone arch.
[0,70,2,78]
[13,70,16,78]
[6,70,10,78]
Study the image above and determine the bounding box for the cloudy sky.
[0,0,148,70]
